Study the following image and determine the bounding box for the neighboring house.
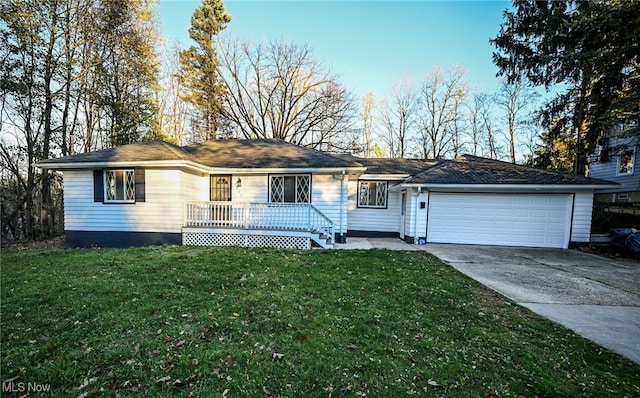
[38,139,617,250]
[589,133,640,203]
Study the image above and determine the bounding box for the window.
[104,170,135,202]
[93,169,144,203]
[210,175,232,201]
[618,148,635,175]
[358,181,387,208]
[270,175,310,203]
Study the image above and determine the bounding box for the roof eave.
[37,160,366,175]
[37,160,211,174]
[359,173,410,180]
[399,183,621,191]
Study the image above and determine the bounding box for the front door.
[400,190,407,240]
[210,175,232,201]
[210,175,232,221]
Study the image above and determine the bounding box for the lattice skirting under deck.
[183,232,311,250]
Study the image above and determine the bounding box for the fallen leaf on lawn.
[156,376,171,387]
[226,356,236,366]
[271,352,284,361]
[299,334,308,341]
[346,344,359,350]
[77,377,98,390]
[427,379,441,387]
[176,339,186,347]
[341,384,353,393]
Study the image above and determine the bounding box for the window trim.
[357,180,388,209]
[617,148,635,176]
[103,169,136,204]
[210,174,232,201]
[268,174,312,204]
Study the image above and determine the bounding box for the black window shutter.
[93,170,104,202]
[135,168,145,202]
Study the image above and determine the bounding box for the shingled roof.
[39,139,363,170]
[37,140,616,187]
[38,140,194,165]
[406,155,616,185]
[336,154,438,176]
[183,139,362,169]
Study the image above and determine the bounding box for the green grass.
[1,246,639,397]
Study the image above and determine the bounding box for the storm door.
[210,175,232,221]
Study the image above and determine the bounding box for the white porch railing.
[184,201,334,243]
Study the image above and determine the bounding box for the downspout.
[340,170,345,243]
[333,170,346,244]
[414,187,422,244]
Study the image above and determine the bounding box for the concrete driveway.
[336,238,640,364]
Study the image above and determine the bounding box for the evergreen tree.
[92,0,162,147]
[179,0,231,141]
[492,0,639,175]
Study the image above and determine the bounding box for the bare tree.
[416,65,467,159]
[217,38,355,149]
[156,43,189,144]
[495,78,539,163]
[466,91,485,156]
[1,0,162,243]
[377,77,417,157]
[477,92,501,159]
[360,92,375,157]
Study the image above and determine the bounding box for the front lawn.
[1,246,638,397]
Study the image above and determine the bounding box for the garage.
[426,193,573,248]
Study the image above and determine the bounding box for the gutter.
[397,183,621,191]
[37,160,367,176]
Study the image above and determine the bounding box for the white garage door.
[427,193,573,248]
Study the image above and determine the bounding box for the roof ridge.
[156,140,194,160]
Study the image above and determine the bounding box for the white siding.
[414,191,429,240]
[63,170,347,236]
[571,191,594,243]
[234,175,268,202]
[63,169,195,233]
[311,174,346,234]
[182,171,208,202]
[402,189,428,241]
[347,180,402,233]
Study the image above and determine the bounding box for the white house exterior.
[342,155,616,249]
[39,140,617,250]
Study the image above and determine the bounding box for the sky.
[156,0,512,99]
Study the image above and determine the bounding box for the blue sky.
[157,0,511,98]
